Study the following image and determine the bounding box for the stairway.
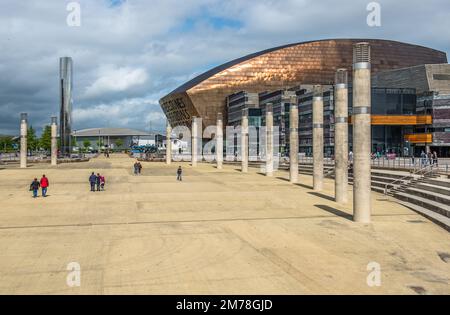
[392,178,450,232]
[223,160,450,231]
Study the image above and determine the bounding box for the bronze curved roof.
[160,38,447,128]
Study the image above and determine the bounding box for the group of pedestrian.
[132,160,183,181]
[420,150,439,167]
[89,172,106,192]
[133,161,143,175]
[29,175,49,198]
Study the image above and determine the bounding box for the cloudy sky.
[1,0,449,135]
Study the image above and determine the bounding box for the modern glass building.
[160,39,447,129]
[372,64,450,156]
[349,88,418,157]
[160,39,449,156]
[228,87,426,158]
[259,90,298,155]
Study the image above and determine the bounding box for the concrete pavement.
[0,154,449,294]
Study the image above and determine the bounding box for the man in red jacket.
[40,175,49,197]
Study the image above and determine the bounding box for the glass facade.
[226,87,431,158]
[349,88,417,115]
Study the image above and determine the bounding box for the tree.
[40,125,52,151]
[0,136,13,152]
[27,126,39,153]
[96,139,104,150]
[70,136,77,152]
[115,139,124,149]
[83,140,91,152]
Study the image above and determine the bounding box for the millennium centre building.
[159,38,450,156]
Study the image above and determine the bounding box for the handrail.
[324,167,336,178]
[384,164,435,196]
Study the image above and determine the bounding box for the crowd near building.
[160,39,450,157]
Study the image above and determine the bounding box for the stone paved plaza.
[0,154,449,294]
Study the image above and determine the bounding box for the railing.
[324,168,336,178]
[383,164,437,196]
[371,156,449,173]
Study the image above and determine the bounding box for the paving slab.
[0,154,449,294]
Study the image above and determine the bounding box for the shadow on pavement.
[308,191,335,202]
[315,204,353,221]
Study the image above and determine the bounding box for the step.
[403,187,450,205]
[394,192,450,218]
[371,172,412,180]
[413,182,450,196]
[421,178,450,189]
[370,175,413,184]
[395,200,450,232]
[348,177,410,188]
[369,180,401,190]
[371,186,388,194]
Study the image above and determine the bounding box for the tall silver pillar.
[265,103,274,177]
[353,43,372,223]
[216,113,223,169]
[166,122,172,165]
[241,109,249,173]
[60,57,73,156]
[20,113,27,169]
[51,116,58,166]
[334,69,349,204]
[313,85,324,191]
[289,97,299,183]
[192,117,199,167]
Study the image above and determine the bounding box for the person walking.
[420,150,427,167]
[133,162,139,175]
[96,173,101,191]
[30,178,40,198]
[40,174,49,197]
[89,172,97,192]
[137,162,142,175]
[100,174,105,191]
[177,166,183,181]
[433,151,438,166]
[427,151,433,166]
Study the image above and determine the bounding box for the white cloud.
[73,96,163,131]
[0,0,449,135]
[84,66,149,98]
